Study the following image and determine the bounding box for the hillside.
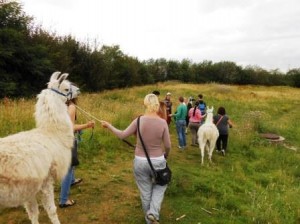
[0,82,300,223]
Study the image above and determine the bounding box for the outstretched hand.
[87,120,95,128]
[100,120,110,128]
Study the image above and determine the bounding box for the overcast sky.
[20,0,300,72]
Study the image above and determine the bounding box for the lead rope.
[74,105,135,148]
[75,105,103,123]
[74,105,94,142]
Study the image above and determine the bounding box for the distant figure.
[170,96,187,150]
[188,101,202,146]
[152,90,160,96]
[185,97,194,134]
[152,90,167,121]
[198,94,207,117]
[164,92,172,126]
[213,106,234,156]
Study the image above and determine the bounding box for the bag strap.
[137,116,156,174]
[215,115,224,126]
[122,139,135,148]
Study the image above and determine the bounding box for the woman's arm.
[101,119,137,139]
[68,104,95,131]
[162,125,171,158]
[228,119,233,128]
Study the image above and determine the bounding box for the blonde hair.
[144,94,160,113]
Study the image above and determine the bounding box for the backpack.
[198,102,206,115]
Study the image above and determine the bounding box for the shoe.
[59,199,76,208]
[178,146,185,151]
[221,149,225,156]
[71,178,82,187]
[147,214,160,224]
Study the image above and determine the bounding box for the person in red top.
[101,93,171,224]
[188,101,202,146]
[164,92,172,126]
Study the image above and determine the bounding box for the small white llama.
[197,106,219,165]
[0,72,74,224]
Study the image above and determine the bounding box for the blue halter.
[50,83,72,99]
[50,83,78,100]
[50,88,68,97]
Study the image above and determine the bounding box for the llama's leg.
[41,178,60,224]
[198,131,205,164]
[24,197,40,224]
[208,145,213,163]
[205,144,213,163]
[199,144,204,165]
[209,140,217,163]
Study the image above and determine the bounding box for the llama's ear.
[50,71,61,82]
[211,106,214,111]
[58,73,69,84]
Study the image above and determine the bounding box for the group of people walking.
[60,86,233,224]
[169,93,233,156]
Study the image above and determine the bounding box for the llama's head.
[35,71,74,129]
[47,71,73,102]
[206,106,214,114]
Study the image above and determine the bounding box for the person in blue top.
[198,94,207,116]
[170,96,188,150]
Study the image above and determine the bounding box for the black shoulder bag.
[137,116,172,186]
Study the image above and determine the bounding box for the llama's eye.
[65,88,69,92]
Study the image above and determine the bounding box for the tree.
[193,60,214,83]
[167,60,180,80]
[0,2,51,97]
[1,2,298,98]
[146,58,168,82]
[287,68,300,87]
[212,61,242,84]
[180,59,192,82]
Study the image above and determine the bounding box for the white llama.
[197,106,219,165]
[0,72,74,224]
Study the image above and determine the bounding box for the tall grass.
[0,82,300,224]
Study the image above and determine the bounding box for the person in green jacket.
[170,96,187,149]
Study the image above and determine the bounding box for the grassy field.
[0,82,300,224]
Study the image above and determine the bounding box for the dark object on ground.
[260,133,285,142]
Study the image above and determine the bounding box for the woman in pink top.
[188,101,202,146]
[101,93,171,224]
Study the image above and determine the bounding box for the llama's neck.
[205,112,213,123]
[35,89,73,134]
